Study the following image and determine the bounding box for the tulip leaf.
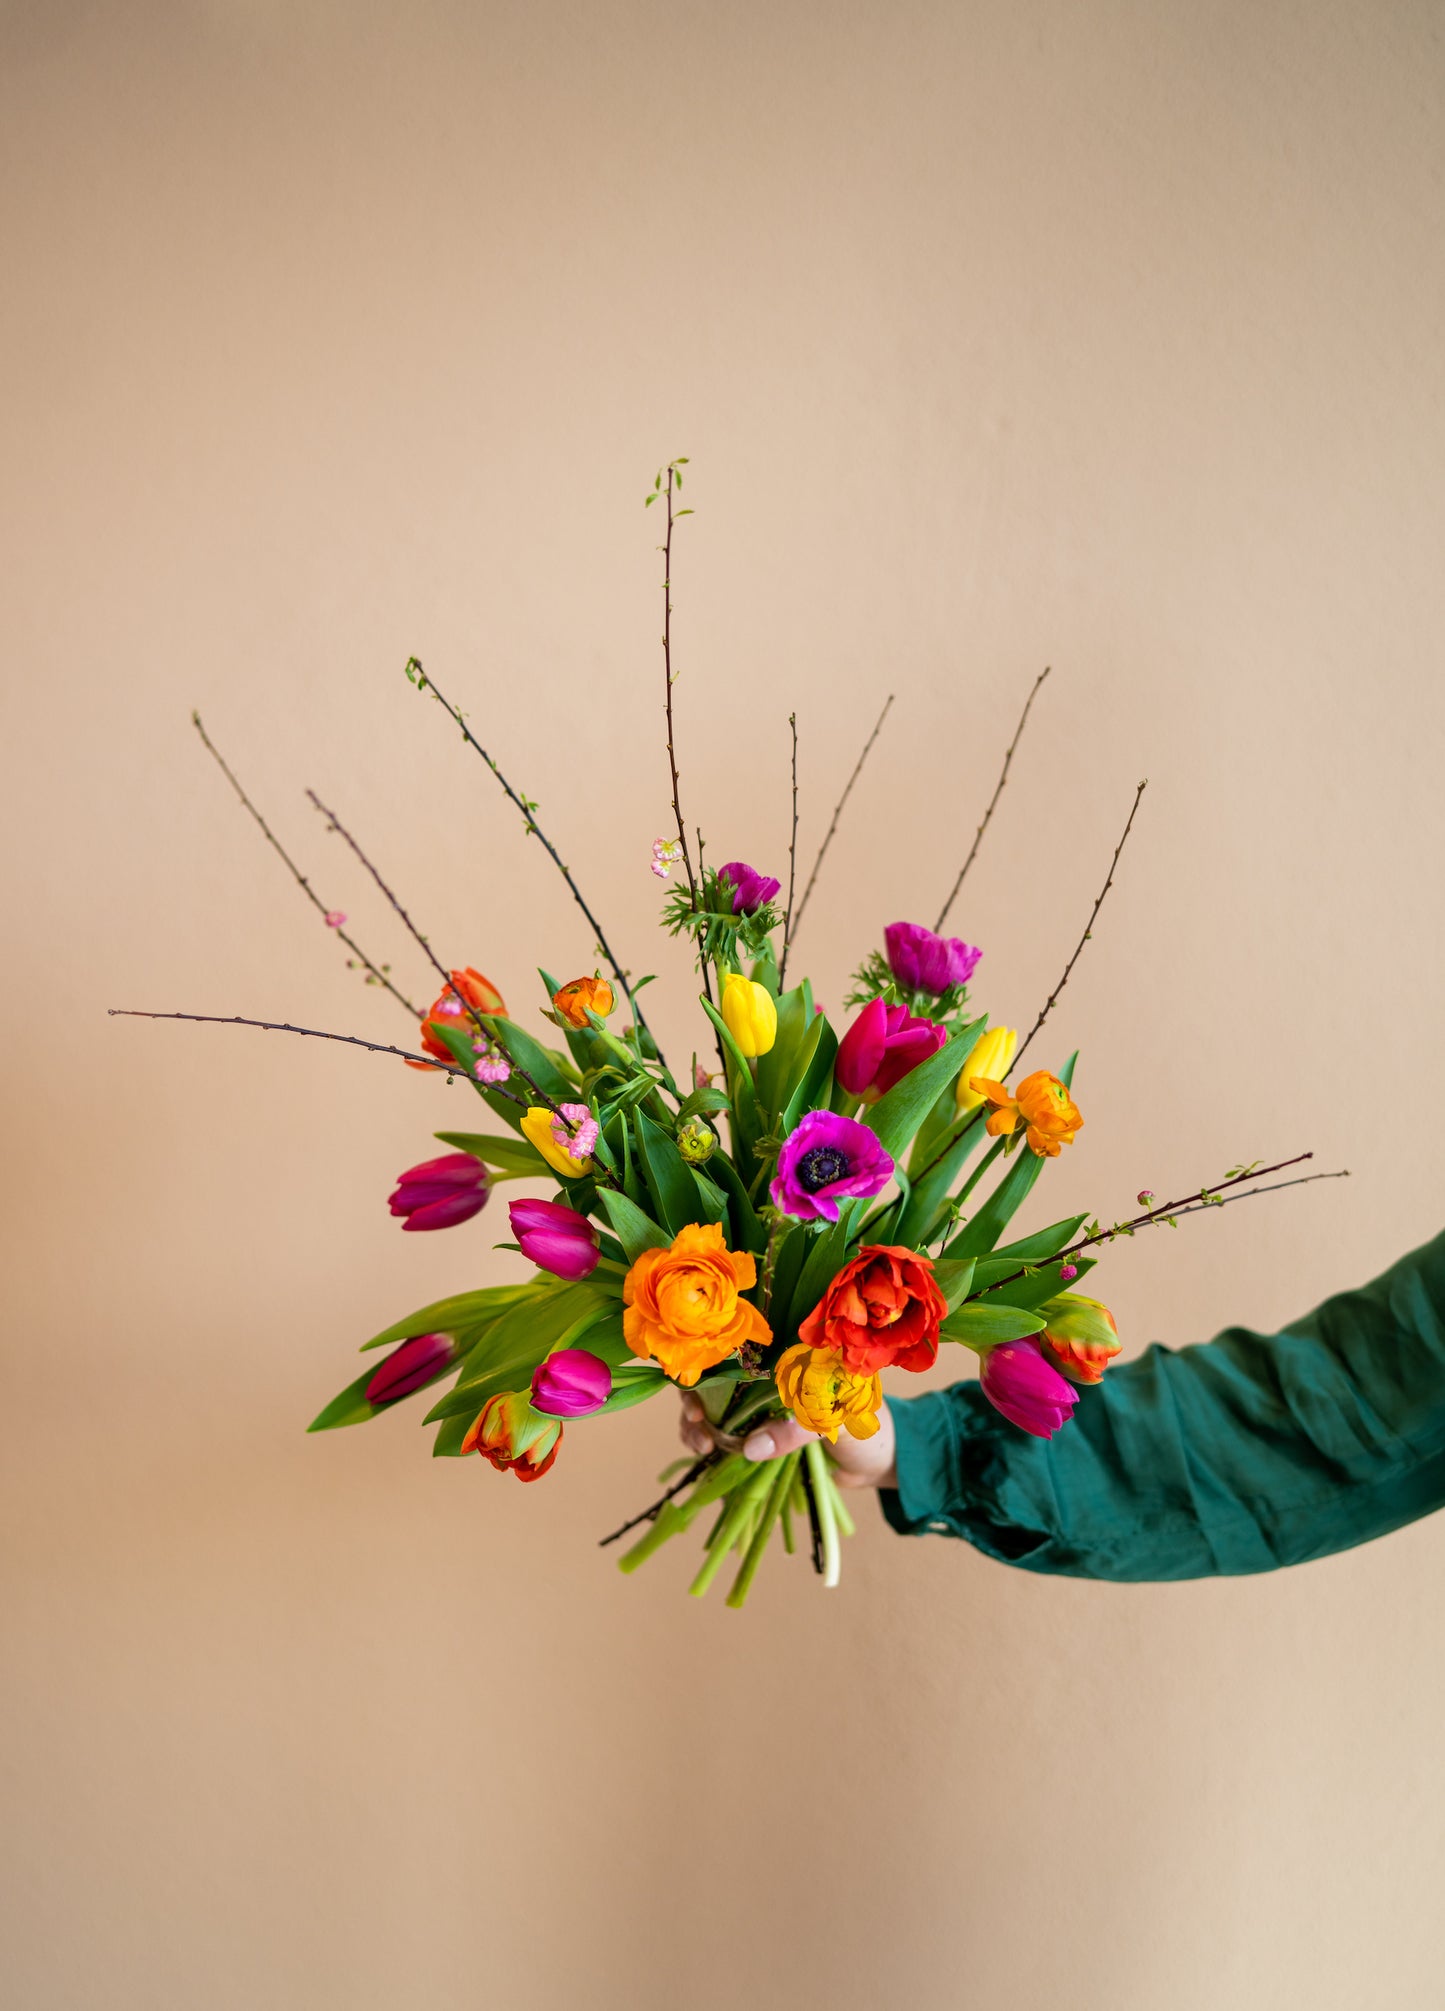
[766,1224,812,1338]
[863,1015,986,1164]
[432,1411,475,1456]
[360,1282,545,1353]
[690,1168,729,1226]
[477,1012,575,1102]
[931,1257,976,1311]
[599,1364,669,1414]
[944,1140,1047,1257]
[633,1108,706,1234]
[753,983,814,1119]
[978,1257,1097,1311]
[434,1130,553,1177]
[781,1206,862,1335]
[939,1303,1046,1347]
[893,1109,988,1246]
[780,1015,838,1135]
[703,1150,767,1253]
[699,996,762,1163]
[992,1214,1091,1263]
[596,1187,671,1265]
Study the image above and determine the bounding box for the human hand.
[678,1391,897,1490]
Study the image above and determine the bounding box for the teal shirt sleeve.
[880,1230,1445,1579]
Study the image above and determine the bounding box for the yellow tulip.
[955,1025,1018,1113]
[719,972,777,1058]
[521,1106,594,1179]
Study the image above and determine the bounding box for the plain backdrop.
[4,3,1443,2007]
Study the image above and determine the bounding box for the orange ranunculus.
[405,967,507,1072]
[622,1222,772,1387]
[460,1389,562,1481]
[798,1243,947,1375]
[774,1342,882,1443]
[970,1068,1083,1157]
[551,975,616,1029]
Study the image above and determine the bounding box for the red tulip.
[365,1332,455,1406]
[836,996,948,1102]
[388,1152,489,1231]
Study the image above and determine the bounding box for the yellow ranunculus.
[955,1025,1018,1113]
[520,1106,593,1179]
[774,1342,882,1444]
[719,971,777,1058]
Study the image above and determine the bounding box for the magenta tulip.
[979,1339,1079,1438]
[365,1332,455,1406]
[836,996,948,1102]
[509,1197,601,1281]
[530,1348,613,1417]
[388,1152,489,1232]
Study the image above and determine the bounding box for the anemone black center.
[797,1145,849,1193]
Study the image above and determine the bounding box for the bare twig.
[790,693,893,945]
[106,1007,527,1102]
[190,713,422,1020]
[935,667,1050,932]
[778,712,799,987]
[975,1152,1339,1297]
[402,658,668,1077]
[598,1455,713,1547]
[1013,779,1147,1071]
[654,460,712,1011]
[305,790,568,1122]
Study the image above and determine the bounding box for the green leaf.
[779,1015,838,1135]
[781,1209,859,1335]
[361,1283,543,1353]
[596,1187,671,1265]
[633,1108,705,1234]
[892,1110,988,1245]
[434,1130,552,1177]
[992,1215,1091,1263]
[598,1365,668,1414]
[307,1353,453,1433]
[690,1168,729,1227]
[767,1224,811,1338]
[939,1303,1046,1347]
[700,996,761,1160]
[704,1151,766,1253]
[945,1139,1049,1257]
[931,1257,976,1311]
[753,983,813,1118]
[432,1411,475,1456]
[427,1283,613,1419]
[864,1016,985,1164]
[480,1012,575,1102]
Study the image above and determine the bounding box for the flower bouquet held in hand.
[115,461,1346,1606]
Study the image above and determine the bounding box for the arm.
[882,1230,1445,1579]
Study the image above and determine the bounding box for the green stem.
[826,1466,857,1539]
[688,1467,772,1598]
[805,1439,841,1588]
[726,1452,800,1609]
[615,1453,748,1572]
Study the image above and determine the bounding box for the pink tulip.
[836,995,948,1101]
[388,1152,489,1231]
[979,1339,1079,1438]
[509,1197,601,1281]
[365,1332,454,1406]
[530,1348,613,1417]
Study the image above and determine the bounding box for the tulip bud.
[365,1331,455,1406]
[719,972,777,1057]
[551,976,616,1028]
[1039,1293,1121,1385]
[461,1389,562,1481]
[531,1347,612,1416]
[978,1338,1079,1437]
[955,1026,1019,1113]
[509,1197,601,1280]
[676,1115,717,1164]
[387,1151,490,1231]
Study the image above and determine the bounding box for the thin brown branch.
[1013,779,1147,1071]
[935,666,1050,932]
[791,693,893,944]
[305,790,568,1122]
[598,1455,714,1547]
[190,713,422,1020]
[778,712,799,987]
[404,657,668,1075]
[655,460,711,1011]
[106,1008,527,1102]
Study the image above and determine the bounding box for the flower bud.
[531,1348,612,1417]
[1039,1294,1121,1385]
[978,1338,1079,1438]
[884,921,981,995]
[717,860,781,916]
[365,1332,455,1406]
[387,1151,489,1231]
[838,996,948,1102]
[676,1115,717,1164]
[509,1198,601,1280]
[955,1026,1018,1114]
[461,1390,562,1481]
[719,972,777,1057]
[551,975,615,1028]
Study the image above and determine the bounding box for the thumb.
[742,1416,815,1463]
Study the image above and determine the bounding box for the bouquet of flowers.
[117,460,1339,1607]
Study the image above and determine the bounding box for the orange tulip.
[405,967,507,1072]
[551,975,616,1029]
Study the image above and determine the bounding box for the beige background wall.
[4,2,1443,2006]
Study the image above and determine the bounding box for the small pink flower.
[325,911,347,928]
[693,1063,714,1091]
[651,837,683,880]
[552,1101,599,1161]
[1137,1189,1155,1207]
[471,1037,511,1085]
[1059,1262,1079,1281]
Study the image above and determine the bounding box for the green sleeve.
[880,1230,1445,1579]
